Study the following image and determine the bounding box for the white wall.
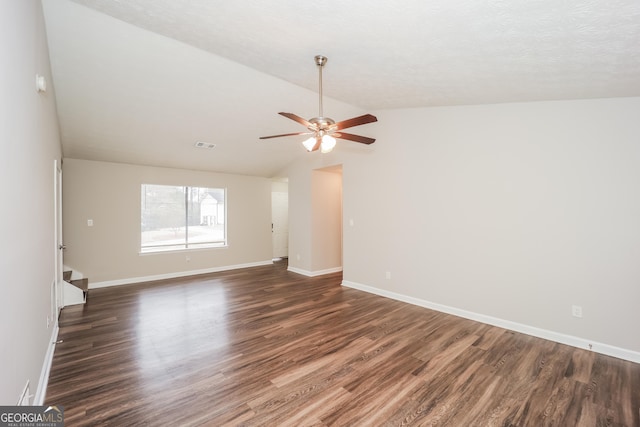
[286,160,313,272]
[63,159,273,285]
[0,0,62,404]
[288,97,640,359]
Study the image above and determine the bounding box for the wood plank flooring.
[46,260,640,426]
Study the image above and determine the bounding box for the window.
[141,184,226,253]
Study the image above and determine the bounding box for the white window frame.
[140,184,227,253]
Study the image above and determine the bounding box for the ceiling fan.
[260,55,377,153]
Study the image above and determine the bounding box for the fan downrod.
[258,54,377,149]
[314,55,328,118]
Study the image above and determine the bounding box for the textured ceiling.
[42,0,640,177]
[66,0,640,109]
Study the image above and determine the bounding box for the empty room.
[1,0,639,425]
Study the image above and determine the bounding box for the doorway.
[311,165,343,272]
[272,180,289,259]
[53,160,64,317]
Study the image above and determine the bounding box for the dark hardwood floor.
[46,260,640,426]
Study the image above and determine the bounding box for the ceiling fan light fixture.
[302,136,317,152]
[320,134,336,153]
[259,55,377,151]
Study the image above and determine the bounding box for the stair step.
[70,278,89,292]
[63,271,72,281]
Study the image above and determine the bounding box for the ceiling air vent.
[194,141,216,149]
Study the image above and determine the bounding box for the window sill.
[139,245,228,255]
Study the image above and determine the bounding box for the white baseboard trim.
[342,280,640,364]
[34,322,59,405]
[288,266,343,277]
[90,260,274,289]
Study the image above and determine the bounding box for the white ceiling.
[42,0,640,177]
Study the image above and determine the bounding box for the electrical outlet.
[385,271,391,279]
[47,316,51,328]
[185,255,191,262]
[572,305,583,318]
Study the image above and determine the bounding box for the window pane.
[141,185,226,252]
[141,185,186,250]
[190,187,225,246]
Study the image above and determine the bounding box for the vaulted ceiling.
[42,0,640,177]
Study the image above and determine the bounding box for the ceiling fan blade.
[278,112,317,130]
[334,132,376,145]
[259,131,313,140]
[332,114,377,131]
